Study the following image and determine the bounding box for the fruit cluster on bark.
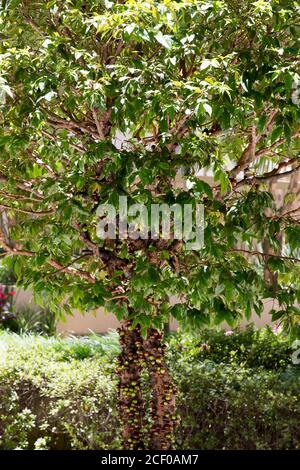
[116,320,178,450]
[117,321,145,450]
[144,328,178,450]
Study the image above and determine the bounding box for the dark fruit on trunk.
[144,328,177,450]
[117,321,178,450]
[117,320,145,450]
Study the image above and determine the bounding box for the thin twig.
[231,248,300,263]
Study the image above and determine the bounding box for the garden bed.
[0,328,299,450]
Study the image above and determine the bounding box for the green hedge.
[176,363,300,449]
[0,329,299,450]
[167,326,293,369]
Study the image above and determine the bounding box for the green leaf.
[193,179,213,199]
[270,125,283,144]
[203,103,212,116]
[245,301,252,321]
[154,31,173,49]
[270,309,285,321]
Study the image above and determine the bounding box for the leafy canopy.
[0,0,300,335]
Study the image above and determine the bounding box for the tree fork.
[117,319,145,450]
[144,328,178,450]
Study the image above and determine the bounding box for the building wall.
[56,301,273,335]
[57,308,120,334]
[12,283,274,336]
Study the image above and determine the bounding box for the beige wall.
[13,289,39,311]
[57,300,273,335]
[12,292,274,336]
[57,308,120,335]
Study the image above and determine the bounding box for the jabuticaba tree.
[0,0,300,450]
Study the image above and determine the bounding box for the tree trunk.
[144,328,177,450]
[117,320,145,450]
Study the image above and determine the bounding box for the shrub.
[0,332,120,450]
[175,362,300,450]
[1,306,57,336]
[167,325,293,370]
[168,327,300,449]
[0,263,16,285]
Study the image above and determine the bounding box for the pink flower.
[272,324,280,335]
[7,291,16,296]
[225,330,234,336]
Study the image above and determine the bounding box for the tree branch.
[231,248,300,263]
[234,159,299,188]
[0,237,96,283]
[0,203,54,216]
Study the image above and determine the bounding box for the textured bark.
[144,328,177,450]
[117,320,145,450]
